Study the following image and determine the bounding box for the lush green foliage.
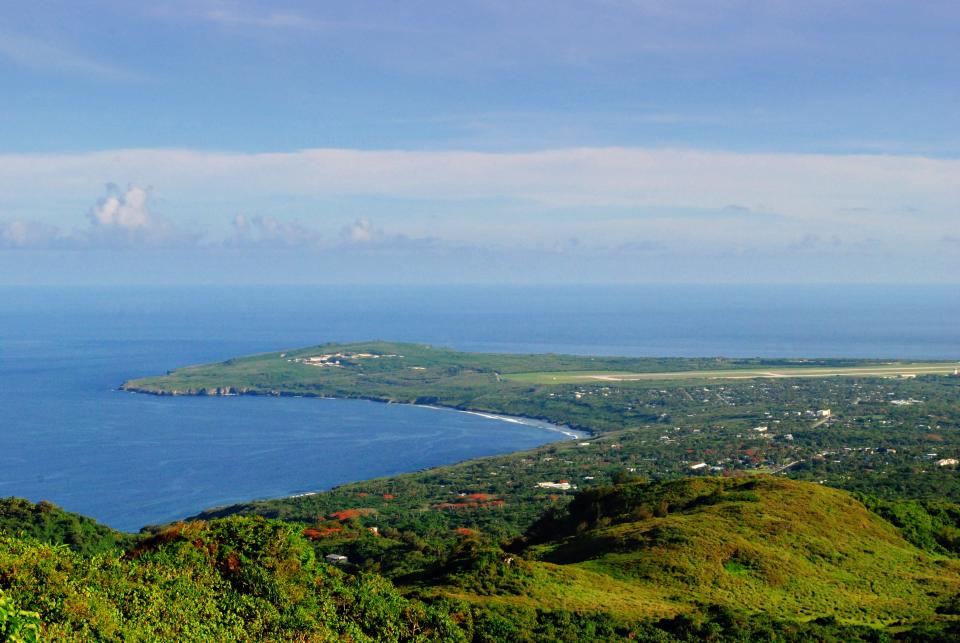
[7,342,951,640]
[5,483,960,640]
[0,498,131,556]
[0,590,40,643]
[856,495,960,555]
[487,477,960,627]
[0,516,465,641]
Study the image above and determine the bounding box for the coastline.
[413,404,589,440]
[121,385,592,526]
[120,384,596,440]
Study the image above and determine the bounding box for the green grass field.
[504,362,959,384]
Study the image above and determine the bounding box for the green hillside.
[0,498,132,556]
[6,480,960,640]
[200,479,960,628]
[485,476,960,626]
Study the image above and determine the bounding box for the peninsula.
[3,342,960,639]
[121,341,960,542]
[121,340,958,435]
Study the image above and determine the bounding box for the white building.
[536,481,574,490]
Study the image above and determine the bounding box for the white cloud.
[0,219,62,249]
[0,184,198,250]
[152,1,405,35]
[228,213,322,247]
[83,184,196,247]
[1,147,955,222]
[339,218,380,244]
[0,146,957,265]
[0,31,139,81]
[89,185,151,229]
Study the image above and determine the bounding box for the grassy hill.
[430,476,960,629]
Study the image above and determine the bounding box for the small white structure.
[753,426,768,432]
[891,399,923,406]
[817,409,832,418]
[689,462,709,471]
[536,481,574,490]
[325,554,348,565]
[936,458,959,467]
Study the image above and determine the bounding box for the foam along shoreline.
[416,404,588,440]
[187,403,585,520]
[121,383,591,440]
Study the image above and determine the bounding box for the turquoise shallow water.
[1,284,957,530]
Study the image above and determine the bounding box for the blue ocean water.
[0,284,957,531]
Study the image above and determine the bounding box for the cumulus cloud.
[228,214,322,248]
[335,218,444,252]
[0,184,197,250]
[0,219,62,249]
[339,218,382,244]
[1,187,440,254]
[89,185,152,229]
[0,147,956,283]
[1,147,956,224]
[83,184,197,247]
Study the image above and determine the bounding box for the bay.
[0,284,957,531]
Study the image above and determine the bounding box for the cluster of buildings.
[288,352,401,367]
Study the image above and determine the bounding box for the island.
[119,342,960,534]
[2,341,960,640]
[121,340,958,435]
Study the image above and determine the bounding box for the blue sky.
[0,1,957,283]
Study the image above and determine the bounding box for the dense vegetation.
[0,498,131,556]
[4,480,960,640]
[514,477,960,625]
[0,515,466,641]
[4,342,958,639]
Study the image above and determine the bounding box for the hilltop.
[494,476,960,625]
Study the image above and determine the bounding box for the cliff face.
[121,384,260,396]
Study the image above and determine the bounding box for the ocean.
[0,284,957,531]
